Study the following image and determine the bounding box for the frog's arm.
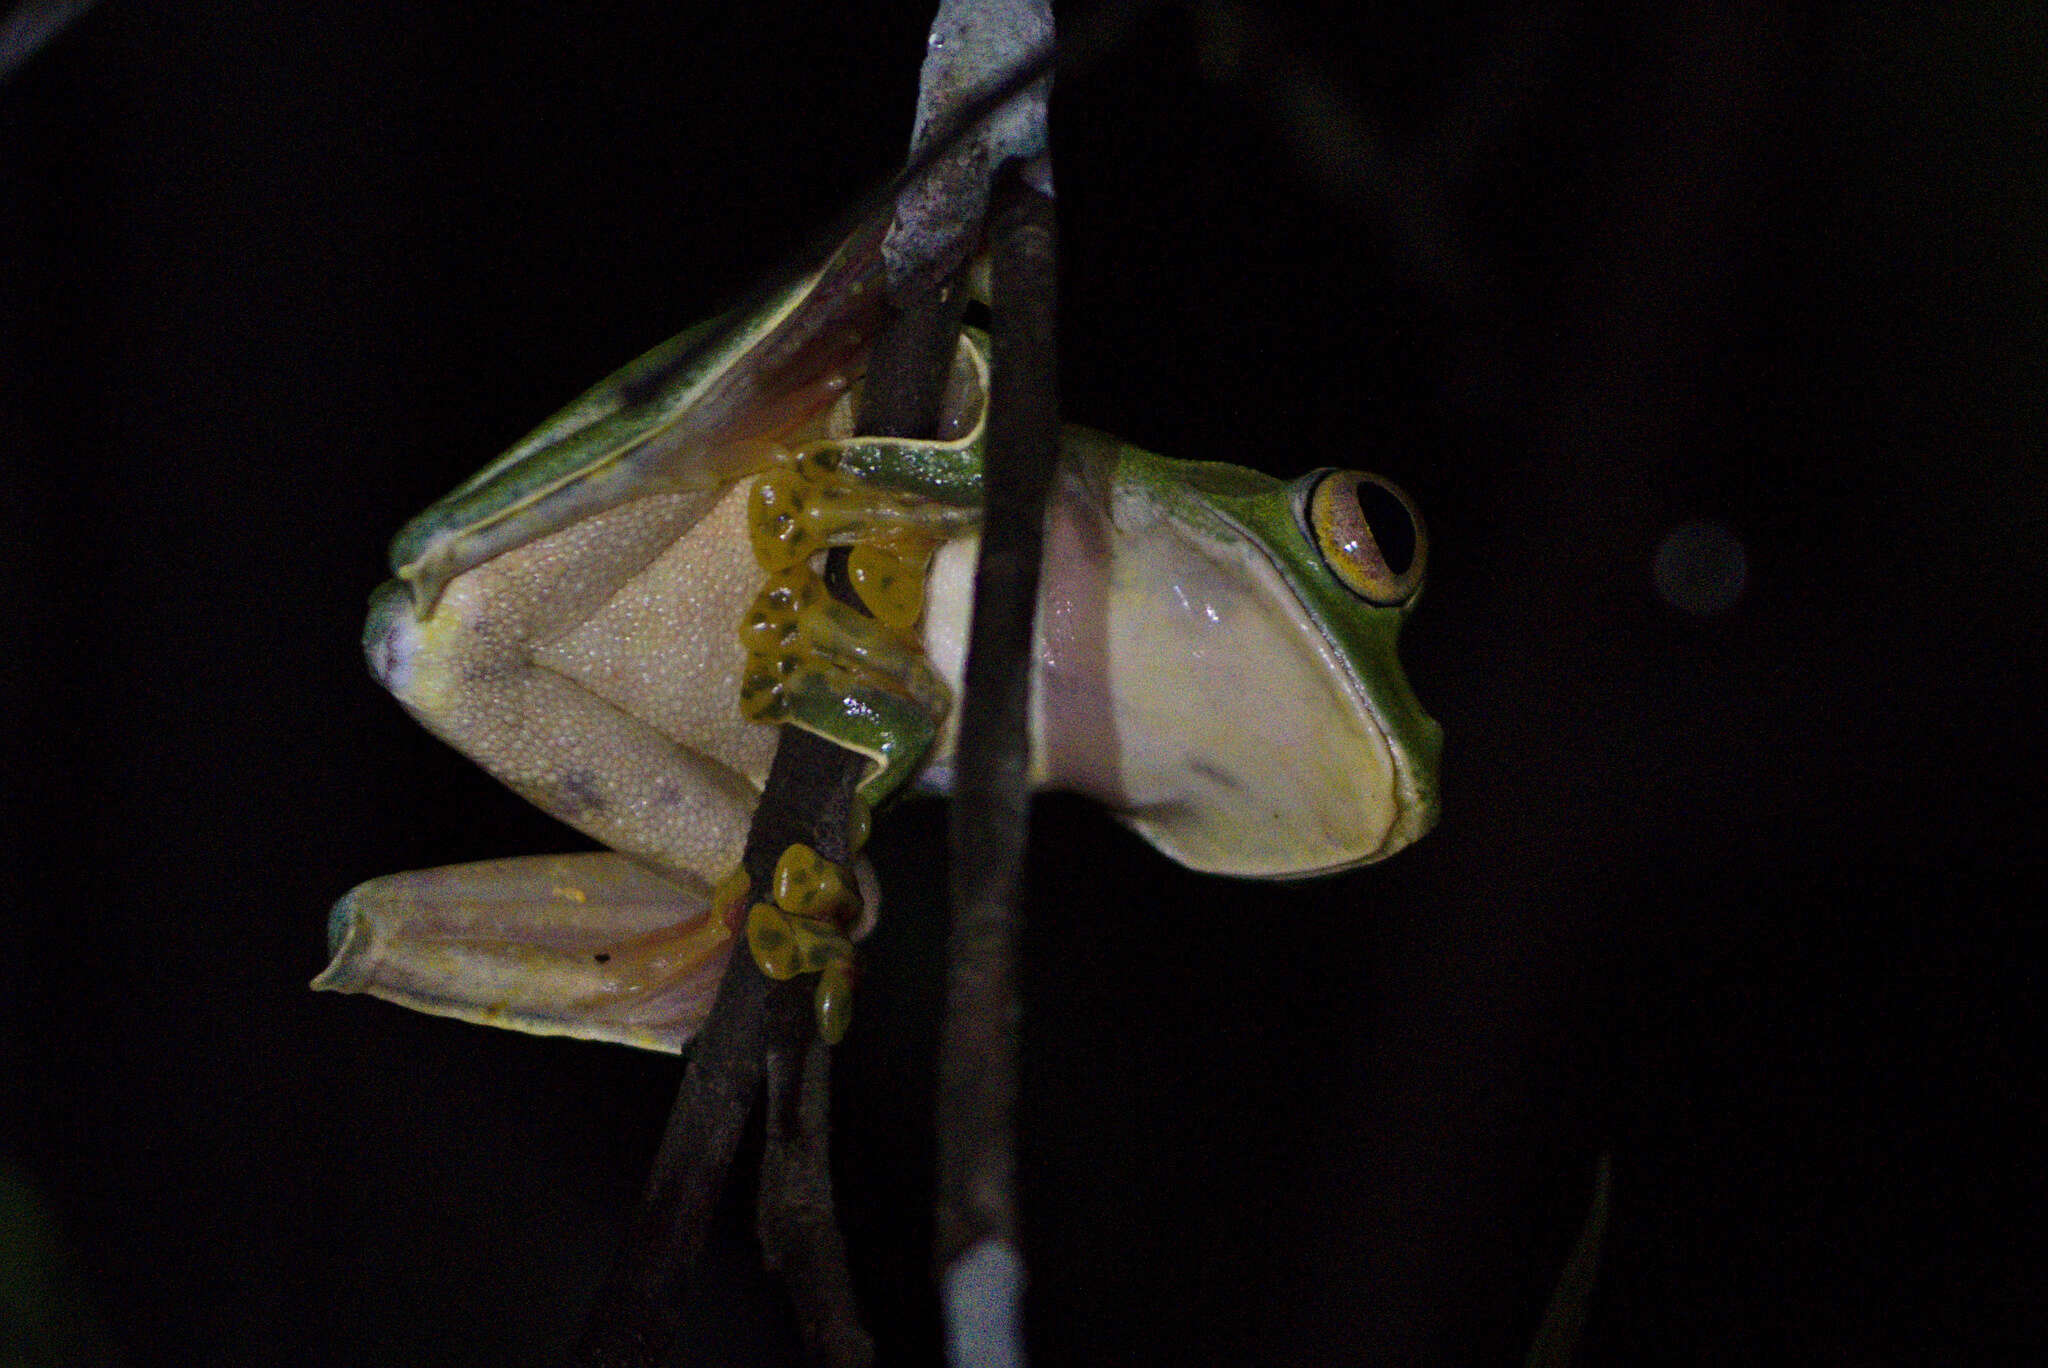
[731,330,991,806]
[391,214,894,615]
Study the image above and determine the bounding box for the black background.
[2,2,2040,1363]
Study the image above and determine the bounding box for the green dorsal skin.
[391,216,895,613]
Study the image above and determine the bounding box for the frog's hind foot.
[744,843,862,1044]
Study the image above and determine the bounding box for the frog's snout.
[363,579,422,695]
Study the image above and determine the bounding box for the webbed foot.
[736,430,985,804]
[744,843,862,1043]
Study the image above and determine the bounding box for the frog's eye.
[1303,470,1427,606]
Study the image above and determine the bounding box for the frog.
[315,210,1442,1052]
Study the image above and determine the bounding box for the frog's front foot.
[744,843,862,1043]
[737,438,981,803]
[728,425,985,1037]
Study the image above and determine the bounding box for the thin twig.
[743,267,970,1367]
[564,259,972,1368]
[935,172,1059,1367]
[564,738,839,1368]
[565,7,1028,1358]
[759,1022,871,1368]
[861,271,976,441]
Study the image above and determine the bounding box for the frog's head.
[1019,434,1442,879]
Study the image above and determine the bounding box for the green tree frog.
[316,212,1442,1050]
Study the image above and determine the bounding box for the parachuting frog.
[317,213,1441,1049]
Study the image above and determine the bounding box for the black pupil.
[1354,480,1416,577]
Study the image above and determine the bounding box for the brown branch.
[861,271,976,439]
[563,263,970,1368]
[934,172,1058,1352]
[758,1023,871,1368]
[566,961,775,1366]
[744,267,969,1367]
[562,10,1021,1357]
[563,738,836,1368]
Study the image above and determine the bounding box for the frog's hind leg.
[315,853,749,1052]
[365,488,765,889]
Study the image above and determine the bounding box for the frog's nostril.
[363,580,421,693]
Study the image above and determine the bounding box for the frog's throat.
[918,463,1436,879]
[916,476,1121,802]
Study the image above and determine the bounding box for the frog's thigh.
[455,490,726,646]
[371,586,758,890]
[534,484,776,787]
